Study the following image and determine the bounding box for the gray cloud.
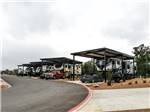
[1,0,149,70]
[2,38,58,69]
[3,2,53,39]
[2,1,73,39]
[2,1,76,69]
[102,1,148,44]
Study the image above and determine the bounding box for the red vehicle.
[45,70,64,79]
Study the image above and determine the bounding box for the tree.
[82,60,97,75]
[133,44,150,77]
[12,69,18,75]
[1,69,18,75]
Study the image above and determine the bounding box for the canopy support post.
[104,51,107,83]
[73,55,75,81]
[121,57,123,75]
[23,65,24,76]
[92,58,95,74]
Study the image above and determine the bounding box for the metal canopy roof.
[30,61,46,67]
[19,61,54,67]
[18,57,81,67]
[40,57,82,64]
[71,47,134,60]
[21,63,31,67]
[30,61,54,66]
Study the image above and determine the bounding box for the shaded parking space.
[2,75,88,112]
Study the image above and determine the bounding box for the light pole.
[146,55,148,77]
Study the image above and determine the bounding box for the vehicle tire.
[81,81,85,83]
[85,81,89,83]
[117,78,120,83]
[123,77,126,82]
[61,76,64,79]
[92,80,95,83]
[45,77,49,80]
[114,78,119,83]
[53,76,56,79]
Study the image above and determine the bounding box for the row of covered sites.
[18,57,82,80]
[18,47,136,82]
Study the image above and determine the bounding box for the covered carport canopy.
[18,61,56,75]
[30,61,55,72]
[71,47,134,81]
[30,62,43,67]
[71,47,134,60]
[30,61,55,67]
[17,63,32,75]
[18,63,32,68]
[40,57,82,64]
[40,57,82,80]
[18,61,53,69]
[22,63,32,67]
[18,64,31,70]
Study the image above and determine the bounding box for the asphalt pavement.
[2,75,88,112]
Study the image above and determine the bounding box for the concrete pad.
[0,78,11,89]
[67,80,82,84]
[78,88,150,112]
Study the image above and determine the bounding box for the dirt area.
[85,78,150,90]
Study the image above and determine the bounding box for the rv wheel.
[92,80,95,83]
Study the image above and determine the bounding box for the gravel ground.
[2,75,88,112]
[86,78,150,90]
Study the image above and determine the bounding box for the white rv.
[96,58,134,74]
[42,63,82,75]
[63,64,82,75]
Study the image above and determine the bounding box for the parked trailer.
[71,47,135,81]
[41,63,82,79]
[96,58,135,82]
[40,57,82,79]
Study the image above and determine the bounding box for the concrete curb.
[31,77,40,80]
[67,82,93,112]
[0,78,12,89]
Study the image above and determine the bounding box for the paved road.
[2,75,88,112]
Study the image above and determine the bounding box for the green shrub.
[107,69,112,86]
[128,82,132,85]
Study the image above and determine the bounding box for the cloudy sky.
[0,0,149,70]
